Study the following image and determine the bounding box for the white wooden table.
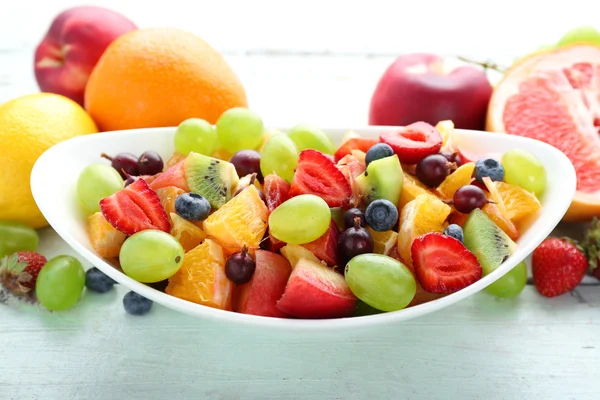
[1,2,600,399]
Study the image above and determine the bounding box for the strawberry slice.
[334,137,378,162]
[263,174,291,212]
[411,232,482,294]
[290,149,352,207]
[100,179,170,236]
[380,121,442,165]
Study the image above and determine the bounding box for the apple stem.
[456,56,507,73]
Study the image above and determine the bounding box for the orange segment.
[399,173,432,210]
[481,203,520,241]
[397,193,452,266]
[436,162,475,200]
[213,147,234,161]
[482,177,541,222]
[156,186,186,223]
[367,227,398,256]
[166,153,186,168]
[87,212,126,258]
[203,185,268,250]
[170,213,207,252]
[435,119,455,149]
[166,238,232,310]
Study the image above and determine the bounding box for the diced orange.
[397,193,452,266]
[280,244,320,268]
[436,119,455,149]
[367,227,398,256]
[156,186,186,223]
[166,238,233,310]
[166,152,186,168]
[399,173,432,211]
[482,203,520,241]
[448,211,469,227]
[482,177,541,223]
[203,185,268,250]
[170,213,207,252]
[213,147,234,161]
[87,212,126,258]
[436,162,475,200]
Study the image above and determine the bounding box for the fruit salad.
[76,108,546,319]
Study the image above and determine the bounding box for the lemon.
[0,93,98,228]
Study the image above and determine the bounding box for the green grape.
[557,26,600,47]
[216,107,264,153]
[353,300,384,316]
[502,149,547,197]
[0,220,38,258]
[345,253,416,312]
[484,260,527,298]
[268,195,330,244]
[287,123,335,155]
[36,255,85,311]
[77,163,124,214]
[174,118,218,156]
[119,230,185,283]
[260,134,299,183]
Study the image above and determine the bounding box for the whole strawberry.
[532,237,587,297]
[0,251,47,295]
[582,217,600,280]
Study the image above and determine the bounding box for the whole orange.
[84,27,247,131]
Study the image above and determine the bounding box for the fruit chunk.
[216,107,264,153]
[481,203,520,241]
[280,244,321,268]
[233,250,292,317]
[379,122,443,164]
[288,123,335,155]
[276,258,357,319]
[87,212,127,258]
[268,195,331,245]
[334,137,379,162]
[355,154,403,205]
[166,238,232,309]
[203,185,268,250]
[156,186,186,222]
[436,162,475,199]
[184,152,239,209]
[411,232,482,294]
[485,260,527,298]
[149,159,190,192]
[290,149,352,207]
[397,193,452,265]
[336,153,366,206]
[501,149,547,197]
[100,178,170,235]
[0,221,39,259]
[301,219,339,266]
[169,213,207,252]
[263,174,291,212]
[35,255,85,311]
[260,134,299,183]
[367,227,398,255]
[482,178,541,222]
[77,163,125,214]
[399,173,431,210]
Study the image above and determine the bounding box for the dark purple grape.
[138,151,164,175]
[416,154,452,187]
[440,151,462,165]
[259,230,270,250]
[225,247,256,284]
[338,217,374,266]
[101,152,139,179]
[453,185,489,213]
[230,150,263,182]
[343,208,366,230]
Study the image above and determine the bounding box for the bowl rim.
[31,126,577,331]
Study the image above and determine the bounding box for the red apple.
[233,250,292,318]
[276,258,357,319]
[34,6,137,106]
[301,219,339,266]
[369,53,493,131]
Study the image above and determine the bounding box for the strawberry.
[289,149,352,207]
[263,173,291,212]
[334,137,378,162]
[411,232,482,294]
[379,121,442,165]
[582,218,600,280]
[302,219,339,266]
[0,251,47,295]
[100,178,170,236]
[533,237,588,297]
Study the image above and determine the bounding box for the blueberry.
[123,291,153,316]
[474,158,504,184]
[443,224,464,243]
[365,143,394,167]
[365,199,398,232]
[85,267,116,293]
[175,193,211,221]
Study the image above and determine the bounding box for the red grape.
[230,150,263,182]
[101,152,139,179]
[416,154,452,187]
[225,247,256,284]
[453,185,489,213]
[338,217,374,266]
[138,151,164,175]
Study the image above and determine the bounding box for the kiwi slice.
[184,152,239,209]
[355,154,403,205]
[463,209,517,276]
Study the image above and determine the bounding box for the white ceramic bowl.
[31,127,576,331]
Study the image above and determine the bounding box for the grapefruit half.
[487,44,600,221]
